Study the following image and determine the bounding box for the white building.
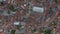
[33,6,44,13]
[0,28,3,32]
[14,21,20,25]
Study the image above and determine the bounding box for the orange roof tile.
[35,32,38,34]
[0,32,2,34]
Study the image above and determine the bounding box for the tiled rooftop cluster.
[0,0,60,34]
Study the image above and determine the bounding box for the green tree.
[10,30,16,34]
[44,27,53,34]
[40,29,44,33]
[44,30,52,34]
[9,5,14,11]
[55,0,58,3]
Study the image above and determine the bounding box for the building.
[33,6,44,13]
[14,21,20,25]
[0,28,3,34]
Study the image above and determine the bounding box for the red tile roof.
[0,32,2,34]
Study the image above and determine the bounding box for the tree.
[10,30,16,34]
[16,24,22,30]
[55,0,58,3]
[32,29,37,33]
[36,0,40,3]
[39,29,44,33]
[9,5,14,11]
[52,22,57,28]
[44,29,52,34]
[44,27,52,34]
